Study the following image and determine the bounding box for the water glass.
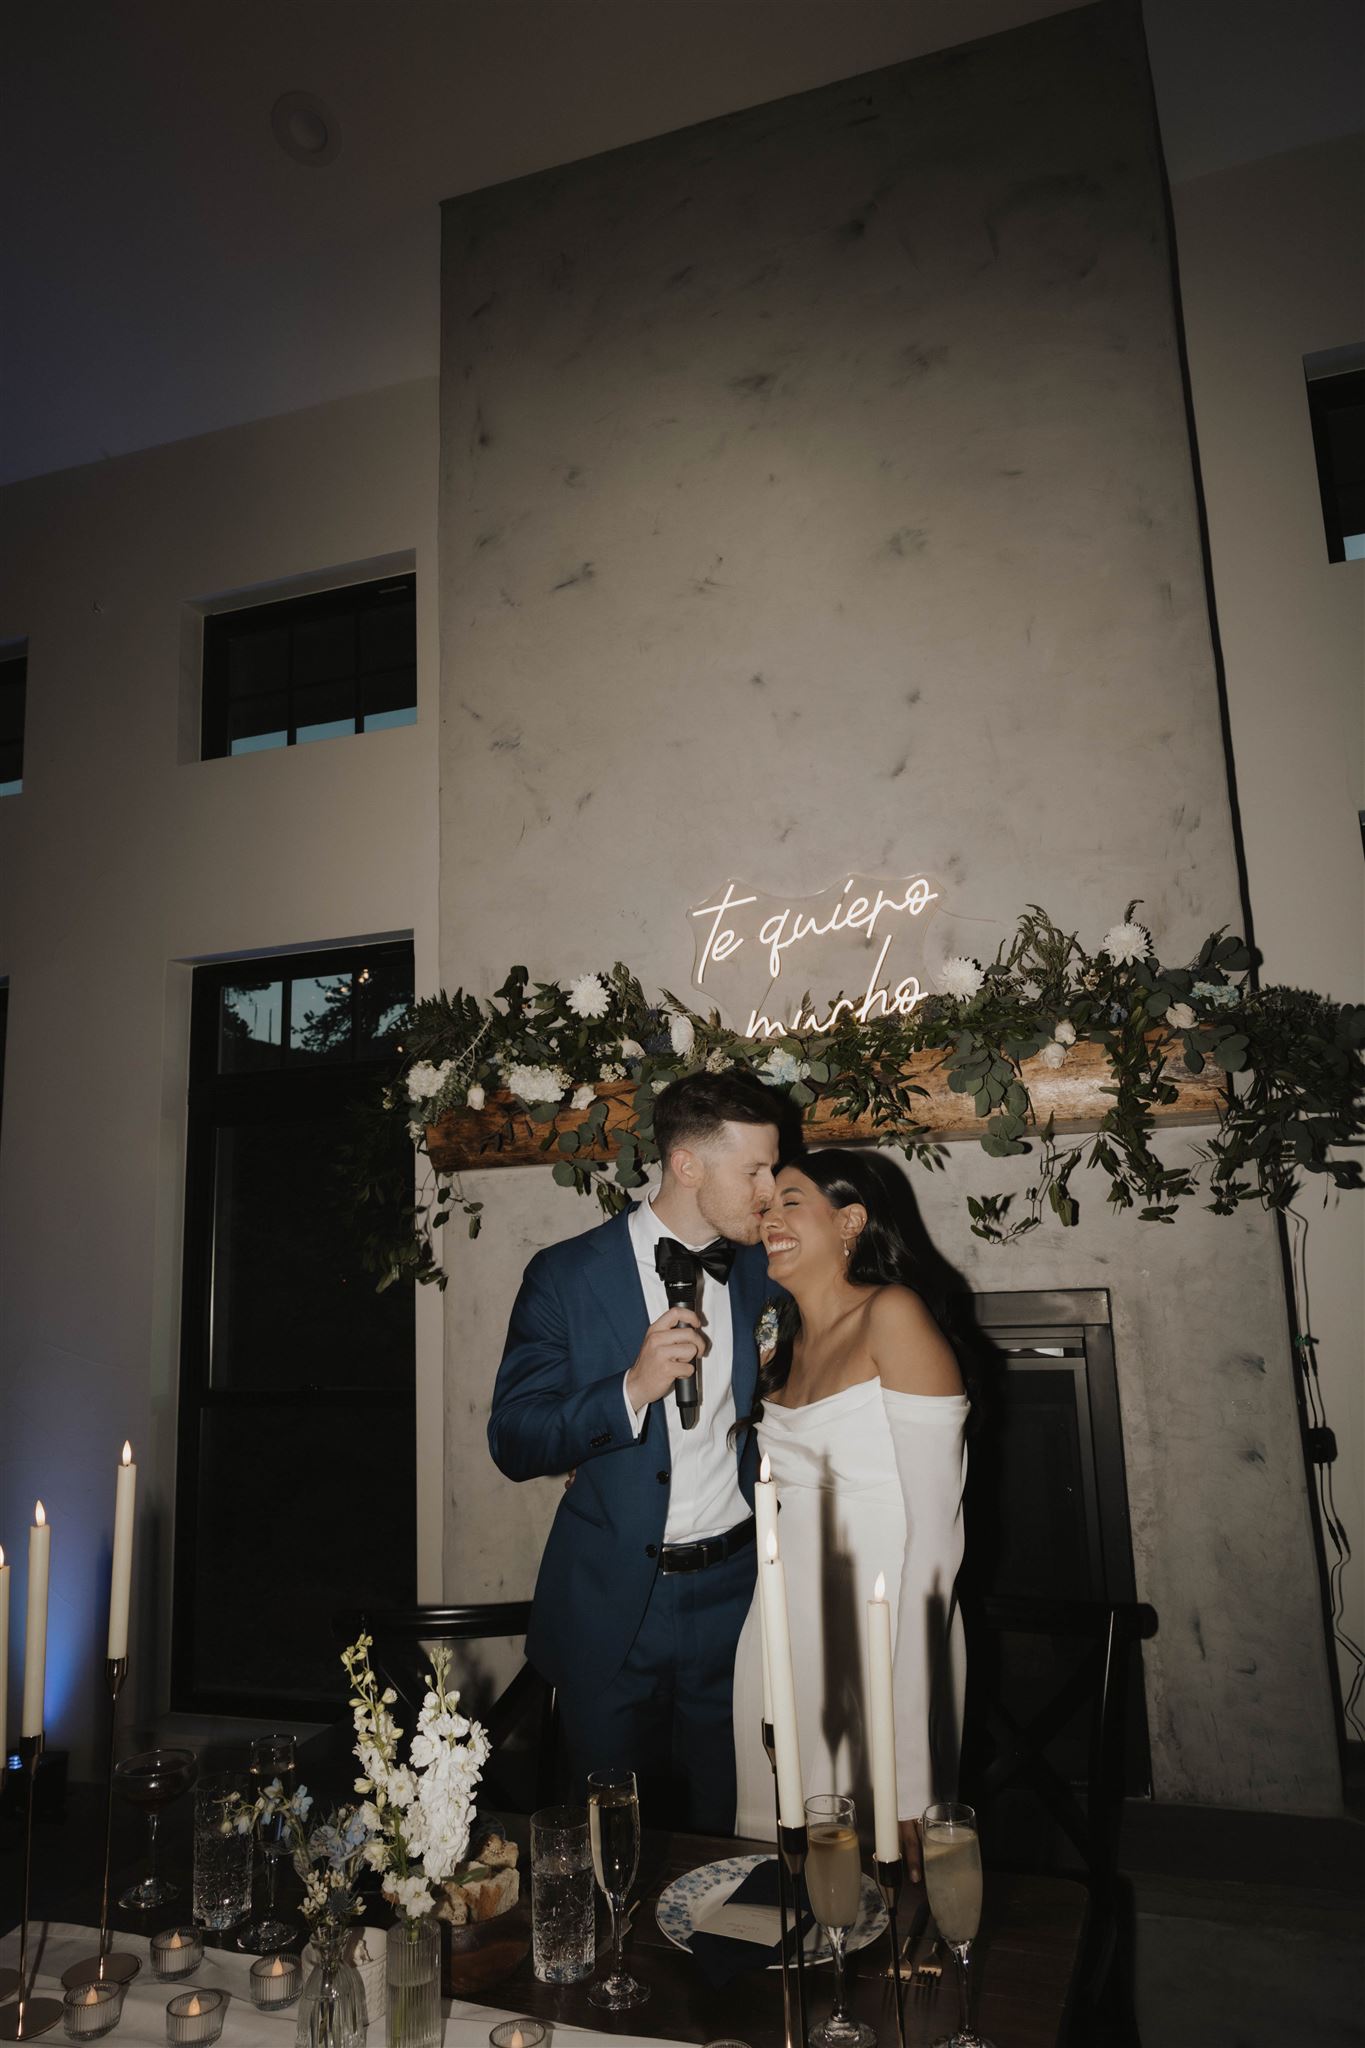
[530,1805,595,1984]
[192,1772,253,1931]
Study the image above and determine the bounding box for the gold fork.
[911,1936,944,1994]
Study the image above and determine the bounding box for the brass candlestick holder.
[0,1749,15,2008]
[0,1735,64,2039]
[61,1659,141,1991]
[874,1855,908,2048]
[778,1819,811,2048]
[762,1722,795,2048]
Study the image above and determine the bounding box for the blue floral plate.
[655,1852,888,1968]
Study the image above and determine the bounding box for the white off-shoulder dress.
[732,1378,969,1841]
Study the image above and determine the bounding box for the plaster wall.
[1168,131,1365,1725]
[0,380,443,1774]
[437,6,1340,1809]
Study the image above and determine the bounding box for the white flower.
[571,1083,596,1111]
[704,1048,733,1074]
[669,1013,696,1058]
[1192,980,1240,1009]
[618,1039,645,1061]
[465,1082,486,1111]
[1101,920,1150,966]
[504,1063,570,1105]
[651,1076,671,1095]
[406,1121,425,1144]
[939,956,985,1001]
[1052,1019,1076,1046]
[599,1062,625,1083]
[406,1059,453,1105]
[1167,1002,1196,1031]
[760,1048,805,1087]
[1040,1039,1068,1068]
[567,973,610,1021]
[384,1874,435,1920]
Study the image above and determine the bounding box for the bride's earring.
[842,1237,852,1259]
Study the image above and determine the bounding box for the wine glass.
[921,1801,994,2048]
[804,1793,875,2048]
[238,1733,298,1952]
[115,1747,199,1909]
[586,1767,648,2010]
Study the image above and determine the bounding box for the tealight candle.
[151,1928,204,1981]
[249,1955,302,2012]
[166,1989,226,2048]
[489,2023,546,2048]
[63,1983,124,2041]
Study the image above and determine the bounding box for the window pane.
[229,690,289,749]
[361,667,417,722]
[355,954,413,1056]
[208,1110,413,1391]
[292,612,355,687]
[288,973,353,1063]
[294,677,356,746]
[362,706,417,734]
[358,598,416,674]
[227,626,289,696]
[218,982,284,1073]
[0,668,24,745]
[190,1400,415,1707]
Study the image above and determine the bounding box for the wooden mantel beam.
[425,1039,1226,1173]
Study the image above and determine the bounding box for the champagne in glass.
[804,1794,874,2048]
[586,1769,648,2011]
[921,1802,994,2048]
[239,1734,298,1952]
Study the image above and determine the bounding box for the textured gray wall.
[438,4,1340,1810]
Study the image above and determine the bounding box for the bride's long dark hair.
[742,1147,966,1431]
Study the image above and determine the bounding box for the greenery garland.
[346,905,1363,1291]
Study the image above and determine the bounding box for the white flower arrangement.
[1039,1040,1068,1068]
[668,1013,696,1058]
[342,1633,491,1925]
[406,1059,454,1105]
[465,1082,486,1110]
[567,973,611,1021]
[1192,981,1240,1009]
[1101,920,1151,966]
[571,1083,596,1111]
[1052,1019,1077,1046]
[1167,1002,1197,1031]
[599,1061,625,1082]
[760,1048,807,1087]
[504,1062,570,1105]
[618,1038,645,1061]
[939,956,985,1001]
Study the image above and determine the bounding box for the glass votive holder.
[249,1954,302,2012]
[165,1989,226,2048]
[489,2024,547,2048]
[151,1928,205,1981]
[63,1983,124,2041]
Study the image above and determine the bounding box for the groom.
[488,1070,786,1832]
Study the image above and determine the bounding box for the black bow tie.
[657,1236,737,1285]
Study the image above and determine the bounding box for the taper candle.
[107,1442,137,1660]
[866,1571,899,1864]
[759,1531,803,1826]
[754,1454,777,1724]
[22,1503,50,1738]
[0,1546,10,1765]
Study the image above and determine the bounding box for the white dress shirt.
[624,1195,752,1544]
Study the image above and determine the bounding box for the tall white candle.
[866,1571,899,1864]
[22,1503,50,1738]
[759,1533,804,1828]
[754,1455,777,1725]
[108,1442,137,1660]
[0,1547,10,1765]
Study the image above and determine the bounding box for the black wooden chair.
[333,1603,561,1814]
[960,1593,1158,2043]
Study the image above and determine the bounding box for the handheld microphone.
[655,1240,702,1431]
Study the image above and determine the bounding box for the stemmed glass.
[239,1733,298,1952]
[586,1767,648,2010]
[921,1801,994,2048]
[804,1793,875,2048]
[115,1747,199,1909]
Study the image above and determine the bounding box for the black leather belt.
[659,1516,756,1575]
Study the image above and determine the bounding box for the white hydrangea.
[760,1048,806,1087]
[571,1083,596,1111]
[704,1048,733,1074]
[1052,1018,1077,1046]
[465,1082,486,1111]
[504,1063,570,1104]
[567,973,610,1021]
[1192,981,1240,1009]
[1101,920,1150,966]
[1167,1002,1196,1030]
[939,956,985,1001]
[599,1062,625,1083]
[406,1058,453,1105]
[669,1013,696,1058]
[1040,1039,1068,1068]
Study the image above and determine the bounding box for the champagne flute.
[115,1747,199,1908]
[921,1801,994,2048]
[586,1767,648,2010]
[239,1733,298,1952]
[804,1793,874,2048]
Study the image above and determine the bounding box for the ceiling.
[2,0,1360,485]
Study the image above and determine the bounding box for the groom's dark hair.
[653,1071,789,1168]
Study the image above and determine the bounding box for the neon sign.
[689,874,943,1039]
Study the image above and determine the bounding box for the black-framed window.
[201,574,416,760]
[174,940,417,1715]
[1305,359,1365,564]
[0,648,26,795]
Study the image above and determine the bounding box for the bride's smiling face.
[761,1166,864,1281]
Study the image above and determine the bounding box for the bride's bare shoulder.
[865,1286,964,1397]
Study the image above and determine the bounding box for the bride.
[731,1148,969,1879]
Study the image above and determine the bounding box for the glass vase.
[386,1917,442,2048]
[296,1923,365,2048]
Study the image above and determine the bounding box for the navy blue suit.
[488,1207,773,1829]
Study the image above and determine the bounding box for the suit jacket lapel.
[583,1209,651,1376]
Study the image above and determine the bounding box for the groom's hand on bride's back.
[625,1305,703,1415]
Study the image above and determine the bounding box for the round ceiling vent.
[270,91,342,168]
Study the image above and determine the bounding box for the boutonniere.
[756,1302,781,1355]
